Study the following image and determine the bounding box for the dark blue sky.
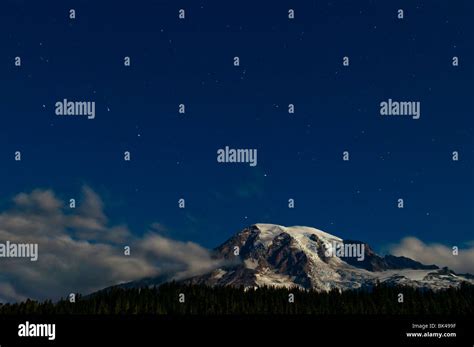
[0,0,472,251]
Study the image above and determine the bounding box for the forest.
[0,282,472,315]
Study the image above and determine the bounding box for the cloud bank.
[390,237,474,274]
[0,187,224,303]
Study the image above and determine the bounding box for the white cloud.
[390,237,474,274]
[0,187,223,303]
[137,233,224,280]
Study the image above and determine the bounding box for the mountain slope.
[184,224,473,291]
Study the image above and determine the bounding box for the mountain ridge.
[114,223,473,292]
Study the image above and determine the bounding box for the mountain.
[123,224,474,292]
[183,224,472,291]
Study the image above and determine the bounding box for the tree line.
[0,282,472,315]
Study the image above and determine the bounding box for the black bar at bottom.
[0,315,471,346]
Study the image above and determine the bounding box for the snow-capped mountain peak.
[184,224,473,291]
[118,224,473,292]
[253,223,342,246]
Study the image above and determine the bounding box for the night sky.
[0,0,472,252]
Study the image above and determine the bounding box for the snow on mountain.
[183,224,474,291]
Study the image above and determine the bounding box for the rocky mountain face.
[183,224,472,291]
[120,224,473,292]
